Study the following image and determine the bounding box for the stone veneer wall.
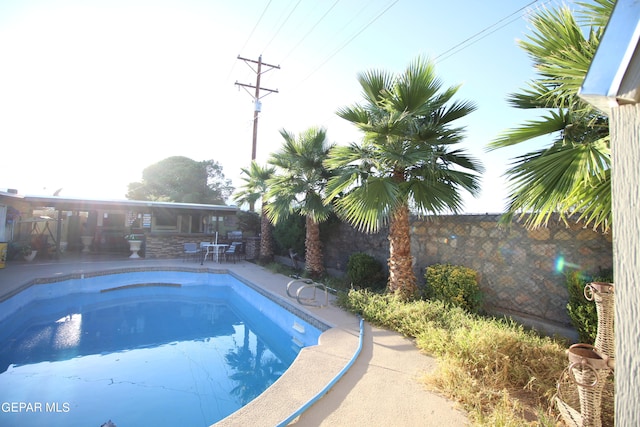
[144,234,198,258]
[323,214,613,326]
[243,237,259,260]
[144,234,259,260]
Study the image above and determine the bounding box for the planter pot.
[128,240,142,259]
[80,235,93,253]
[23,250,37,262]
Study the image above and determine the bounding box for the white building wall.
[612,103,640,426]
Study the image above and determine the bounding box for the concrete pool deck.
[0,255,469,427]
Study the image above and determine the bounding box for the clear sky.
[0,0,571,213]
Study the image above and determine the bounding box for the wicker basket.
[556,282,615,427]
[584,282,614,360]
[556,344,612,427]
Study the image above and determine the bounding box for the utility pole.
[235,55,280,161]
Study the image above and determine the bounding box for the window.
[154,210,178,230]
[103,213,126,228]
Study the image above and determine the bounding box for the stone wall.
[143,234,258,260]
[145,234,196,258]
[323,214,613,326]
[243,237,260,260]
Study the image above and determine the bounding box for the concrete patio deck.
[0,255,469,426]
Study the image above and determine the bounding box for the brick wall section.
[145,235,195,258]
[144,235,259,260]
[244,237,259,260]
[323,214,613,326]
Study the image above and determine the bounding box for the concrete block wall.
[323,214,613,326]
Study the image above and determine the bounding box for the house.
[578,0,640,423]
[0,189,239,259]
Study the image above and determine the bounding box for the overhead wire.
[295,0,400,86]
[233,0,559,129]
[225,0,274,83]
[434,0,555,63]
[280,0,341,63]
[239,0,274,56]
[288,0,558,130]
[261,0,303,54]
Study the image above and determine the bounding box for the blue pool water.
[0,270,325,427]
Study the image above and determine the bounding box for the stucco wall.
[323,214,613,327]
[611,103,640,426]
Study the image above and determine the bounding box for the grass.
[336,289,571,426]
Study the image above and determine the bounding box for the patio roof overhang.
[579,0,640,114]
[0,191,238,215]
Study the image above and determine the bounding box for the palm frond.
[333,177,399,233]
[502,139,611,229]
[357,69,394,106]
[489,110,567,149]
[393,56,441,112]
[576,0,615,27]
[406,178,465,214]
[569,168,611,231]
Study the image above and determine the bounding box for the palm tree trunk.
[259,204,274,262]
[387,203,418,299]
[305,215,324,277]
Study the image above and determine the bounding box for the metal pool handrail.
[286,278,330,308]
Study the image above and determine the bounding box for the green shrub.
[566,268,613,344]
[236,210,260,236]
[346,252,387,291]
[272,215,305,257]
[425,263,482,313]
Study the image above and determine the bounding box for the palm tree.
[234,162,276,263]
[225,326,286,406]
[266,127,334,277]
[487,0,614,232]
[325,57,483,299]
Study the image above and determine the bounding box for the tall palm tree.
[225,326,286,406]
[266,127,334,277]
[325,57,483,299]
[488,0,614,232]
[234,162,276,263]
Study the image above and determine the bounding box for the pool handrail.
[286,278,329,308]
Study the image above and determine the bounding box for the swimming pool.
[0,269,328,427]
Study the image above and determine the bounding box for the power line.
[280,0,341,62]
[239,0,274,55]
[225,0,274,84]
[434,0,553,63]
[297,0,400,86]
[261,0,303,54]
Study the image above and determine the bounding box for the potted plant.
[125,234,143,259]
[21,244,37,262]
[80,235,93,253]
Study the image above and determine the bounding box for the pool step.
[292,321,305,334]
